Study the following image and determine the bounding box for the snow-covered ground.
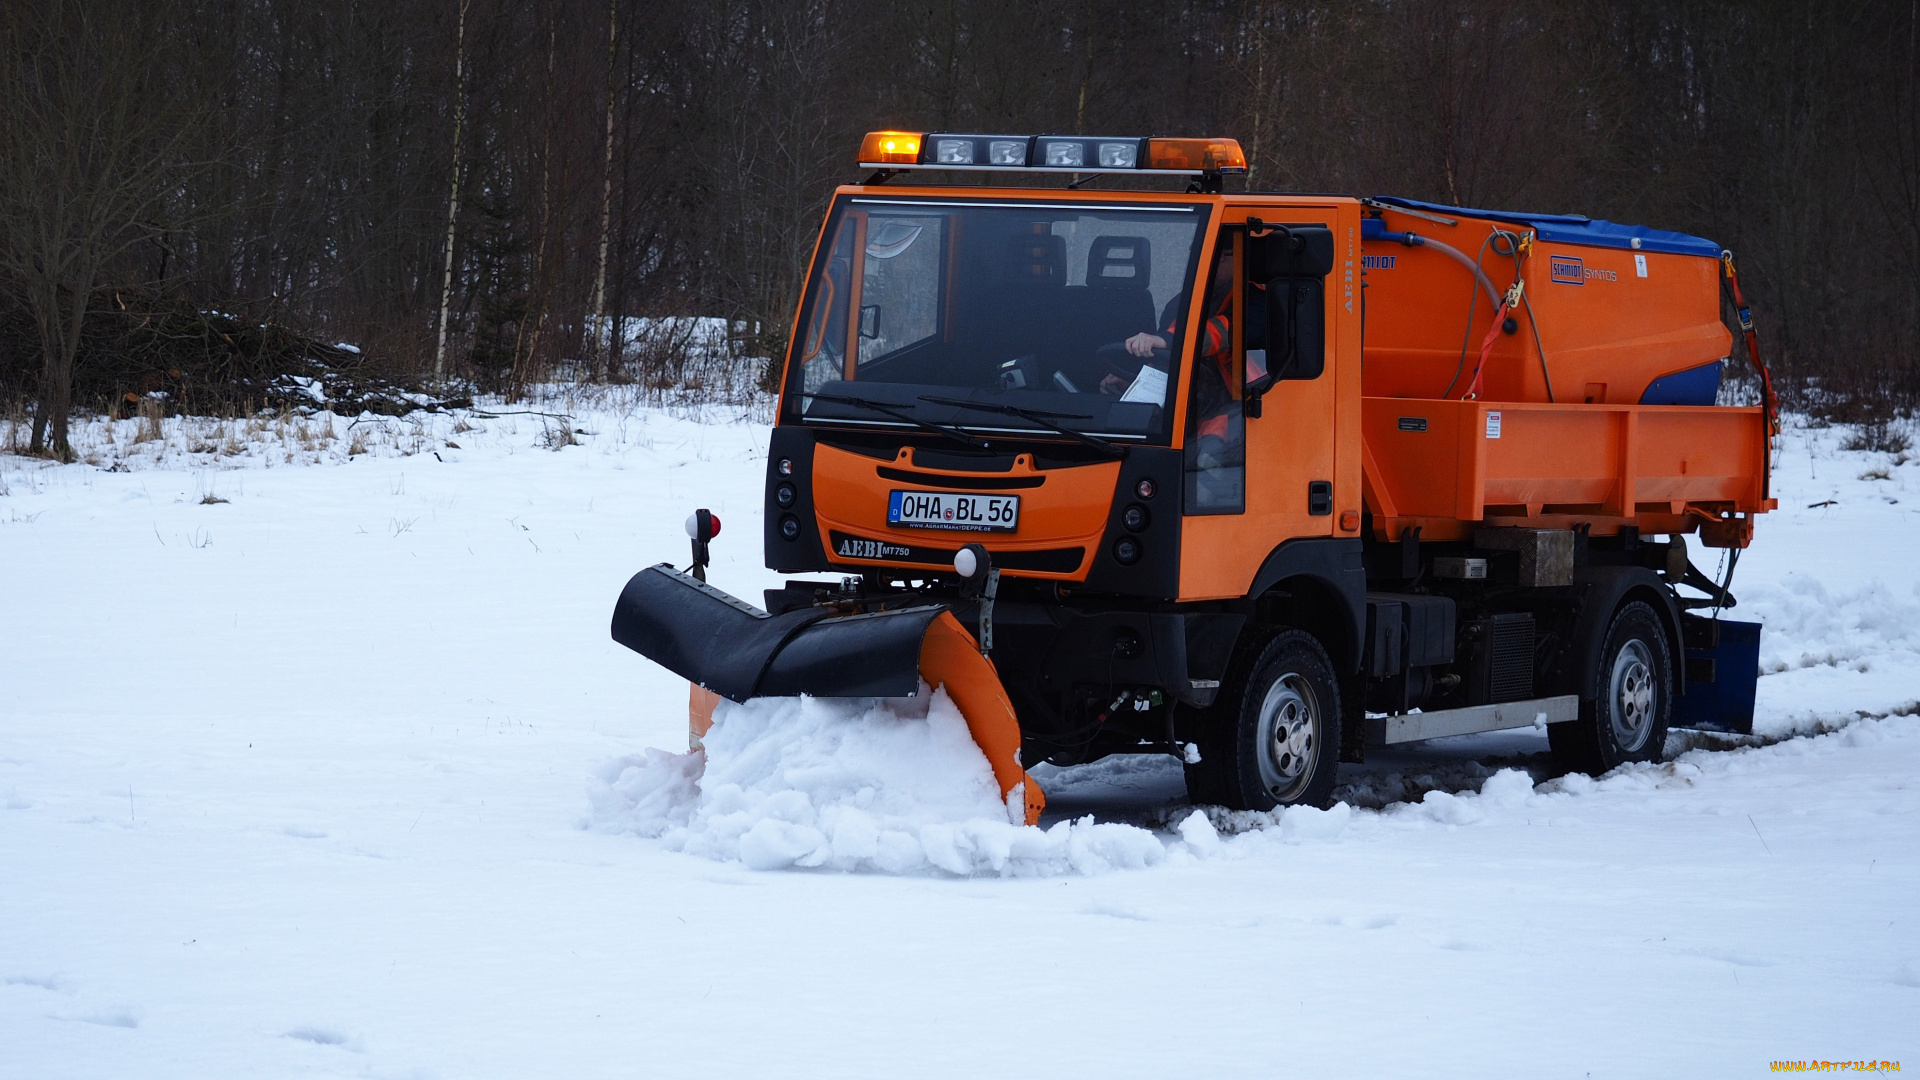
[2,399,1915,1077]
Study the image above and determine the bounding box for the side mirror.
[1241,220,1331,415]
[1265,279,1325,382]
[1245,220,1334,279]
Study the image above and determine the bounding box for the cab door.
[1177,201,1356,600]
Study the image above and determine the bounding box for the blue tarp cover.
[1372,196,1723,259]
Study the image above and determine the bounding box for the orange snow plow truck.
[613,132,1777,824]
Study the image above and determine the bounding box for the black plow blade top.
[610,564,945,702]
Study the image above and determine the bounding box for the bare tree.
[0,0,210,459]
[589,0,619,379]
[433,0,472,389]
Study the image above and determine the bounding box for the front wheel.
[1550,600,1673,775]
[1192,629,1342,811]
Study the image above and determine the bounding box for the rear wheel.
[1550,600,1673,775]
[1190,629,1342,811]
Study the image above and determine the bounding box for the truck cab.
[768,179,1362,602]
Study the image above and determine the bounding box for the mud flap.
[1670,618,1761,735]
[612,564,1044,824]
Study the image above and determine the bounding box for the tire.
[1549,600,1673,775]
[1190,629,1342,811]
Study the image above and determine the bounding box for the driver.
[1109,247,1235,448]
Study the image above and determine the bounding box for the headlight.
[989,140,1027,165]
[779,515,801,541]
[774,482,797,509]
[1097,142,1137,168]
[1113,536,1142,565]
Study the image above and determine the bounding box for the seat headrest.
[1088,235,1151,290]
[1003,229,1066,287]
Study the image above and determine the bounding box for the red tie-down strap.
[1461,280,1520,402]
[1721,251,1779,435]
[1459,233,1533,402]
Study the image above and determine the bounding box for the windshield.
[785,196,1210,444]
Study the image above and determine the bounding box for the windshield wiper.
[916,395,1125,458]
[803,392,991,450]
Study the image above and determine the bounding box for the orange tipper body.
[610,131,1778,816]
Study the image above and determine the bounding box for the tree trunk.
[29,385,49,457]
[590,0,617,381]
[432,0,470,390]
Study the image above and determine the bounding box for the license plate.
[887,490,1019,532]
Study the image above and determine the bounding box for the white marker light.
[685,512,722,539]
[953,546,978,578]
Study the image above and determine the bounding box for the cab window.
[1183,232,1245,513]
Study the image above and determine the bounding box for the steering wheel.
[1094,341,1170,393]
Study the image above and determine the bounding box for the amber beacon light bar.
[858,131,1248,177]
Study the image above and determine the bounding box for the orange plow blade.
[614,564,1043,825]
[689,684,721,749]
[683,613,1043,824]
[919,612,1046,826]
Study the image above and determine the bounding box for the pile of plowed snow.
[587,687,1198,875]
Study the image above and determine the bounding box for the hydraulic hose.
[1373,229,1501,308]
[1380,225,1555,403]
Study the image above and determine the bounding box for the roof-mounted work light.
[858,131,1247,181]
[1034,136,1146,170]
[928,134,1032,167]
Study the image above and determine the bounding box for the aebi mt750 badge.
[887,490,1019,532]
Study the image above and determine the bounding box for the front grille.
[875,466,1045,490]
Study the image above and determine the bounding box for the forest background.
[2,0,1915,458]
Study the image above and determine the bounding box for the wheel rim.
[1608,639,1656,752]
[1256,673,1321,803]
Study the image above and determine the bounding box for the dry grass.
[539,417,580,451]
[3,400,28,454]
[0,376,771,473]
[1843,422,1912,454]
[133,397,165,443]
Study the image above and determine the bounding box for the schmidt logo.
[1550,255,1584,285]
